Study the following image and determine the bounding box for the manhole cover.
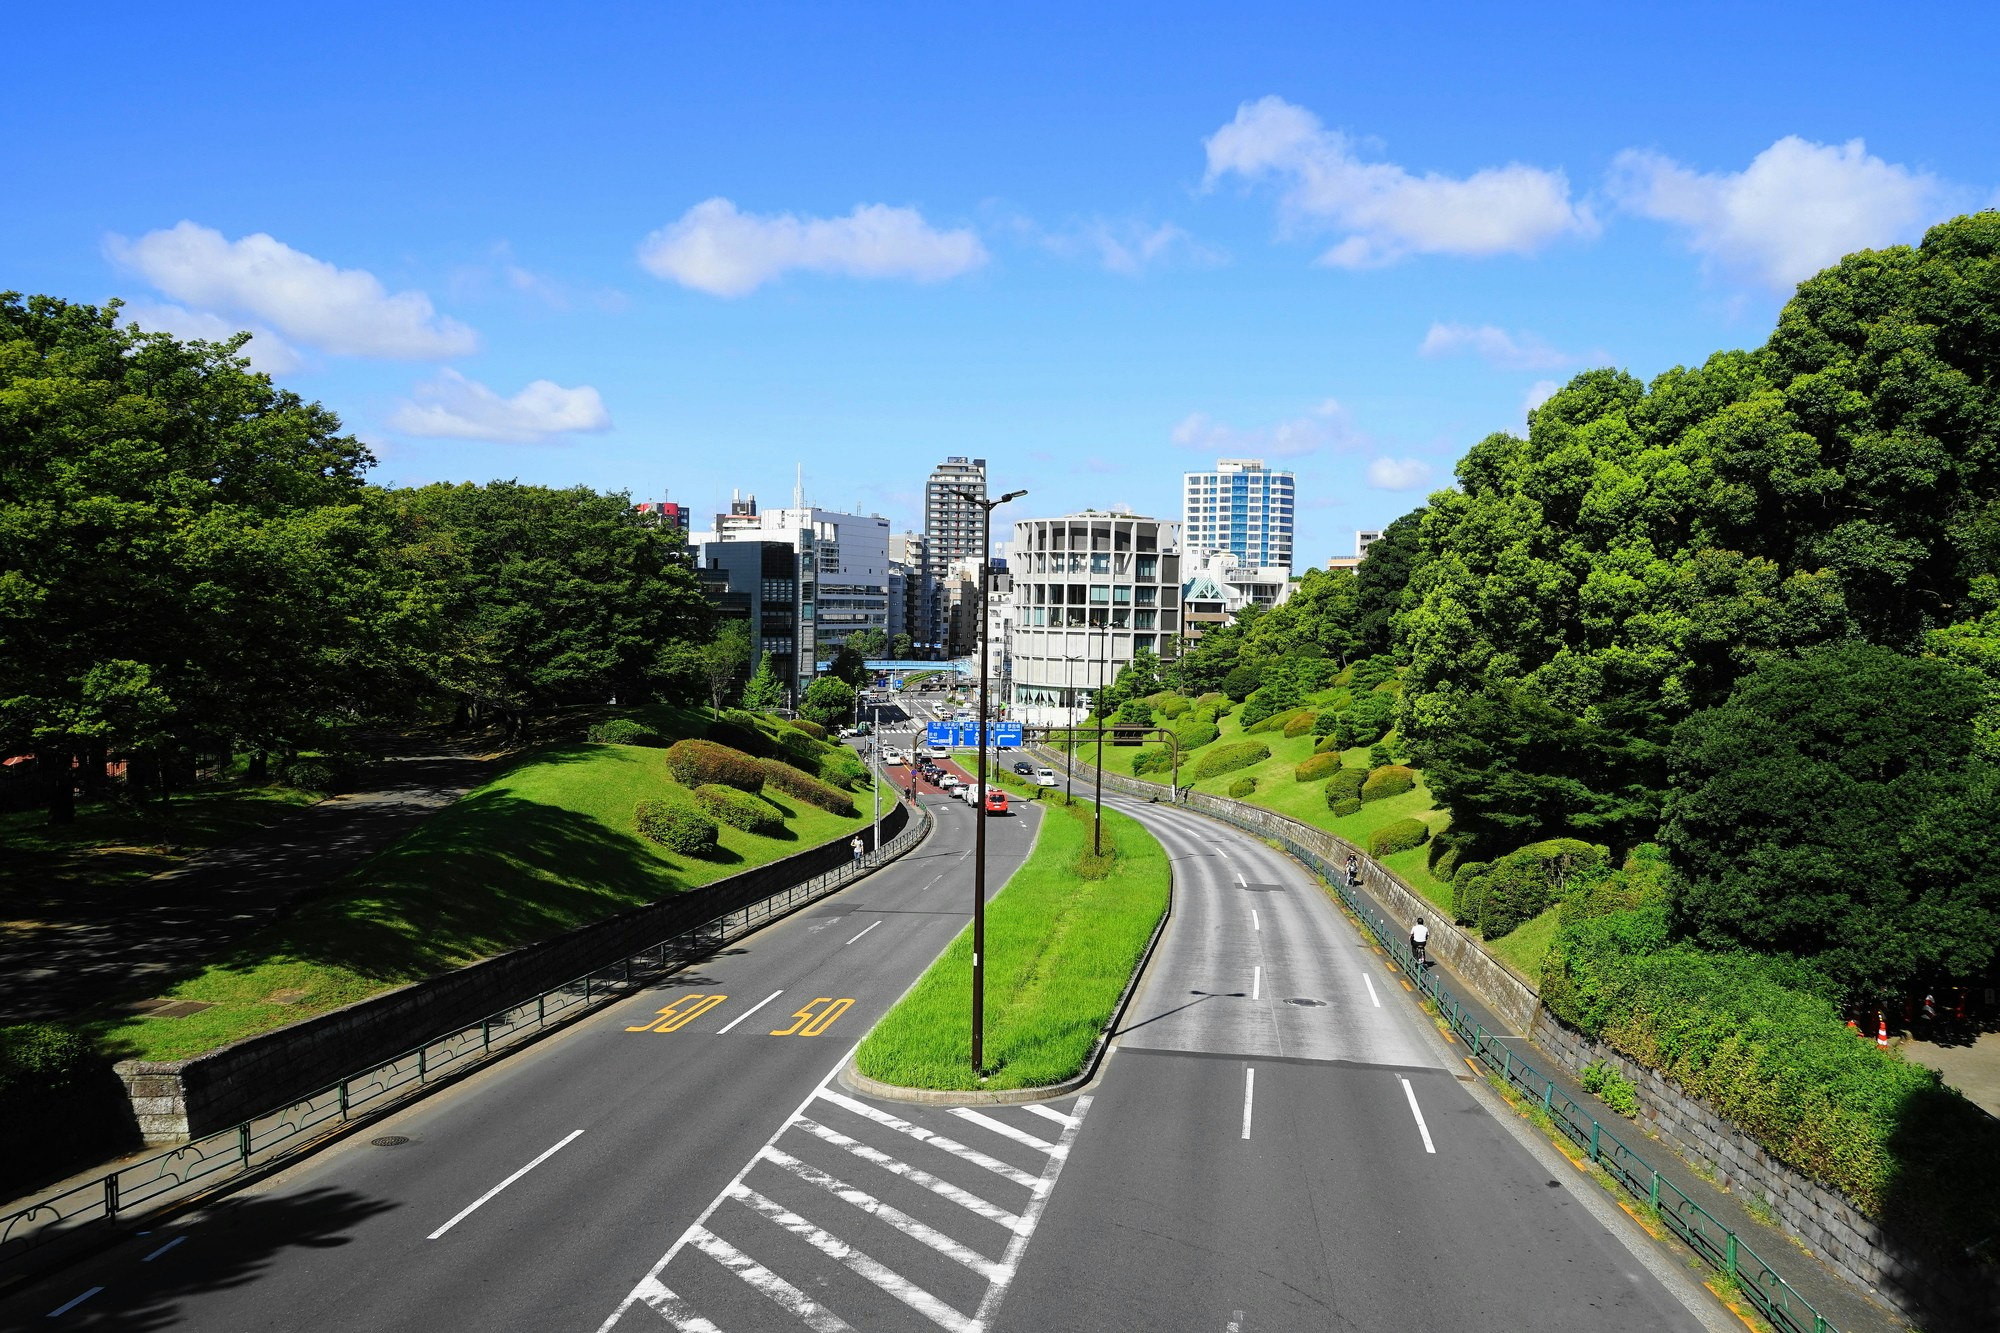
[1285,997,1327,1007]
[371,1136,410,1147]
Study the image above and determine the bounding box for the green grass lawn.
[857,794,1169,1090]
[89,741,890,1061]
[1483,906,1560,984]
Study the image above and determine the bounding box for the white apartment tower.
[1182,458,1294,570]
[925,457,987,565]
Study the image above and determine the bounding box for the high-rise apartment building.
[1182,458,1295,570]
[925,457,987,563]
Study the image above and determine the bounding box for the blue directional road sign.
[926,721,955,747]
[993,722,1023,748]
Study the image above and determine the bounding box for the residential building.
[1355,528,1384,559]
[888,530,934,655]
[695,541,810,707]
[924,457,986,650]
[1182,458,1295,570]
[633,499,688,533]
[1007,512,1181,726]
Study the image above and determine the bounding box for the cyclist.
[1410,917,1430,966]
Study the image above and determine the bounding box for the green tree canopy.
[800,675,857,728]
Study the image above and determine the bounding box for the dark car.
[1012,761,1034,775]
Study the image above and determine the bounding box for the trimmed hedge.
[0,1023,132,1196]
[1192,740,1270,780]
[666,739,766,792]
[635,791,720,856]
[1313,734,1344,755]
[1454,838,1606,939]
[694,783,784,835]
[1174,713,1220,751]
[759,757,857,814]
[1132,747,1175,776]
[1282,710,1319,738]
[1294,751,1342,782]
[778,727,830,758]
[1329,797,1363,817]
[1360,764,1415,803]
[588,718,663,746]
[705,716,779,758]
[1228,776,1257,798]
[1368,817,1430,857]
[788,718,827,740]
[1153,692,1191,719]
[1325,767,1366,806]
[818,750,869,791]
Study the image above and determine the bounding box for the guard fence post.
[1726,1232,1738,1279]
[104,1174,119,1220]
[239,1122,252,1167]
[1590,1120,1601,1163]
[338,1079,350,1122]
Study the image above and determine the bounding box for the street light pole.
[949,484,1027,1077]
[1092,616,1107,856]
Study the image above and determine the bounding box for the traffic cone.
[1845,1018,1859,1036]
[1876,1013,1890,1049]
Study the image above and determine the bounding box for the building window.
[1136,555,1157,579]
[1112,585,1131,603]
[1089,585,1109,604]
[1135,610,1156,629]
[1135,586,1156,606]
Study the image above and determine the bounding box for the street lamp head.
[998,489,1028,504]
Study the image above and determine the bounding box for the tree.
[1354,507,1425,658]
[1661,642,2000,999]
[800,676,856,728]
[741,654,785,712]
[1099,648,1162,714]
[1245,567,1363,665]
[824,643,870,688]
[890,633,915,659]
[695,622,751,715]
[844,627,888,660]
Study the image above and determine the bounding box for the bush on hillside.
[1455,838,1607,939]
[694,784,784,835]
[1294,751,1342,782]
[1369,818,1430,857]
[1132,748,1175,776]
[1228,776,1258,799]
[817,750,869,791]
[635,792,720,856]
[1329,796,1362,817]
[1313,734,1344,755]
[1325,768,1366,806]
[666,739,766,792]
[1283,710,1319,738]
[1368,742,1396,768]
[1174,714,1220,751]
[758,757,856,814]
[706,714,780,758]
[1311,709,1340,738]
[1192,741,1269,780]
[1246,705,1310,735]
[777,726,830,757]
[1194,691,1228,710]
[1221,663,1262,701]
[788,718,827,740]
[1427,830,1472,882]
[1153,692,1190,719]
[1360,764,1415,803]
[589,718,664,746]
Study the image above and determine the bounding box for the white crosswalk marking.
[598,1063,1094,1333]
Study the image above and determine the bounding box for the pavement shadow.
[1872,1084,2000,1330]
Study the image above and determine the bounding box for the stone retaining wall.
[117,803,906,1142]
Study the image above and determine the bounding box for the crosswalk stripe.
[688,1228,854,1333]
[726,1184,979,1333]
[949,1109,1063,1156]
[972,1094,1094,1327]
[631,1276,727,1332]
[759,1146,1008,1281]
[793,1116,1029,1234]
[1019,1104,1079,1129]
[817,1091,1042,1189]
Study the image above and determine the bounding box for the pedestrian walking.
[850,835,864,864]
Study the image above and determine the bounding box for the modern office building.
[1182,458,1295,570]
[633,499,688,533]
[1355,528,1384,559]
[694,541,810,707]
[692,502,891,682]
[1007,512,1181,726]
[888,530,934,655]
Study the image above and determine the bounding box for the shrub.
[1368,742,1395,768]
[1463,838,1607,938]
[1360,764,1415,803]
[1313,734,1344,755]
[1132,748,1174,776]
[1580,1061,1640,1118]
[818,750,869,791]
[694,783,784,835]
[1174,714,1220,751]
[1283,710,1319,738]
[788,717,827,740]
[705,715,779,758]
[666,739,766,792]
[758,757,856,814]
[1451,861,1490,925]
[1427,830,1471,883]
[1194,691,1228,710]
[1325,767,1366,806]
[1311,710,1339,738]
[0,1023,127,1196]
[1294,751,1342,782]
[1228,776,1258,798]
[1221,663,1261,701]
[1246,706,1311,735]
[1330,797,1362,817]
[635,792,720,856]
[1192,740,1269,780]
[589,718,663,746]
[777,726,829,757]
[1369,817,1430,857]
[1154,693,1191,719]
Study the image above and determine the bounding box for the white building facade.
[690,504,891,661]
[1183,458,1295,570]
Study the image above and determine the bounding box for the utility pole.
[949,484,1027,1077]
[1093,616,1107,855]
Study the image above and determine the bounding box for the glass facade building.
[1182,458,1294,571]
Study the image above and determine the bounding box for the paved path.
[1902,1030,2000,1118]
[0,744,495,1025]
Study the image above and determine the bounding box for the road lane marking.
[1251,908,1259,932]
[429,1129,584,1239]
[47,1287,103,1318]
[141,1236,186,1261]
[793,1116,1027,1232]
[1241,1067,1255,1140]
[846,920,881,945]
[972,1093,1093,1327]
[717,990,783,1034]
[1235,872,1246,886]
[1251,966,1262,1001]
[757,1147,1007,1280]
[949,1108,1062,1155]
[690,1227,856,1332]
[1399,1078,1437,1154]
[634,1283,725,1333]
[729,1184,979,1332]
[629,994,728,1033]
[1362,975,1381,1007]
[771,997,851,1036]
[1021,1104,1078,1129]
[818,1091,1042,1188]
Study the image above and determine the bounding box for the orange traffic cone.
[1876,1013,1890,1049]
[1846,1018,1859,1036]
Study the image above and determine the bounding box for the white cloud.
[638,198,987,296]
[1172,398,1364,459]
[388,370,610,444]
[121,302,304,374]
[1038,218,1224,274]
[107,222,477,359]
[1523,380,1562,416]
[1419,322,1598,371]
[1367,457,1434,491]
[1204,96,1596,266]
[1608,136,1943,290]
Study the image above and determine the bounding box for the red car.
[984,789,1009,814]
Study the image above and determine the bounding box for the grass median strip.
[856,794,1168,1091]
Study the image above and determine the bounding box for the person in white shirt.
[1410,917,1430,965]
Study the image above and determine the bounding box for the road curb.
[841,807,1173,1108]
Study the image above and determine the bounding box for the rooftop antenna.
[794,463,804,512]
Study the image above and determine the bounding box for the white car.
[937,773,963,790]
[1034,768,1058,787]
[958,784,981,805]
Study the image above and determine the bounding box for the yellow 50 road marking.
[769,997,855,1037]
[627,994,730,1033]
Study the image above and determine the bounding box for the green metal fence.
[0,801,933,1276]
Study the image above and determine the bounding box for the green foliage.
[1152,692,1190,719]
[1228,776,1258,799]
[1579,1061,1640,1118]
[1313,734,1344,755]
[758,757,856,814]
[1355,507,1425,657]
[1427,830,1472,882]
[1111,698,1153,728]
[664,738,765,792]
[1663,642,2000,999]
[843,627,888,660]
[822,643,870,688]
[1359,764,1415,803]
[694,622,751,713]
[0,1021,128,1196]
[1099,649,1164,716]
[1132,748,1175,776]
[1330,796,1363,817]
[1294,751,1343,782]
[799,675,857,727]
[817,749,869,791]
[634,791,720,857]
[1311,710,1339,737]
[1173,712,1220,751]
[1192,740,1270,780]
[588,719,664,746]
[703,715,778,758]
[1325,767,1366,805]
[1456,838,1608,939]
[693,783,784,835]
[1369,817,1430,857]
[1282,710,1319,738]
[1220,662,1262,701]
[787,717,827,741]
[775,726,829,760]
[1367,742,1394,768]
[741,654,785,711]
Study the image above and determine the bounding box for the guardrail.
[1050,748,1839,1333]
[0,800,934,1277]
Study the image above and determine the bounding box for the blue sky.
[10,2,1999,565]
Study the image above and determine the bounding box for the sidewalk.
[1900,1029,2000,1118]
[0,741,495,1026]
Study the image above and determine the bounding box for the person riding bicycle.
[1410,917,1429,965]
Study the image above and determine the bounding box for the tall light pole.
[1092,613,1107,856]
[950,484,1027,1077]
